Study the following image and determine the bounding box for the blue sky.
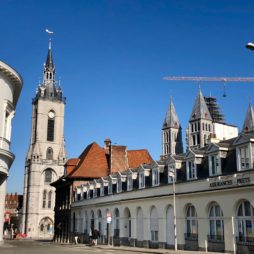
[1,0,254,194]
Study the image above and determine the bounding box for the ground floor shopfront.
[71,172,254,254]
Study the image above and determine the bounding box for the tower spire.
[242,103,254,132]
[45,39,54,72]
[162,97,183,156]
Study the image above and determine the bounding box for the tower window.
[48,191,52,208]
[46,147,53,160]
[42,190,47,208]
[44,169,53,183]
[47,118,55,141]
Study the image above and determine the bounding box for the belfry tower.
[162,97,183,156]
[22,41,67,239]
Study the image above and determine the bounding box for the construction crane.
[163,76,254,97]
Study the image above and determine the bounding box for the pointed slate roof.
[162,97,180,129]
[242,104,254,132]
[190,89,212,121]
[45,41,54,71]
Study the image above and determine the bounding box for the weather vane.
[45,28,54,48]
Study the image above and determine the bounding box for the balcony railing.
[207,234,224,242]
[236,236,254,245]
[185,233,198,240]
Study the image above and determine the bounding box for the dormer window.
[117,177,122,193]
[108,179,112,194]
[100,182,104,197]
[127,175,133,191]
[209,155,221,176]
[187,160,197,180]
[139,172,145,189]
[168,165,175,183]
[239,145,250,170]
[93,187,97,198]
[152,168,160,186]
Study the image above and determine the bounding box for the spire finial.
[45,29,54,48]
[49,38,52,50]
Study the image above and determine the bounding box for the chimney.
[104,138,111,154]
[104,138,112,174]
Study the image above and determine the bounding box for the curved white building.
[0,60,22,243]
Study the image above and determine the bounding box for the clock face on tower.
[48,111,55,119]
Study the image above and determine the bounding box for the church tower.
[162,97,183,156]
[22,41,67,239]
[187,89,213,150]
[242,103,254,133]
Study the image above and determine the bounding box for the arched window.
[46,147,53,160]
[208,203,224,241]
[114,208,120,237]
[236,200,254,242]
[44,169,53,183]
[47,111,55,141]
[42,190,47,208]
[136,207,144,241]
[48,191,52,208]
[40,224,44,232]
[90,210,95,230]
[186,205,198,239]
[150,206,159,241]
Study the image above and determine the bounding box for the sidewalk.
[68,243,228,254]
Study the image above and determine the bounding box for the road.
[0,240,154,254]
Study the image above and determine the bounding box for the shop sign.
[209,177,251,188]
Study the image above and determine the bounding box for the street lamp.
[246,42,254,50]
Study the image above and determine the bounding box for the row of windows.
[75,143,253,200]
[73,200,254,244]
[191,121,211,133]
[76,152,252,201]
[76,168,161,201]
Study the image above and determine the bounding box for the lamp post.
[173,173,177,251]
[169,169,177,251]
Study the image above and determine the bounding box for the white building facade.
[21,42,66,239]
[71,93,254,254]
[0,61,22,243]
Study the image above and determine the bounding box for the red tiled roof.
[65,158,80,175]
[63,142,154,180]
[127,149,154,168]
[68,143,109,178]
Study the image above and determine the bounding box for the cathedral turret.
[162,97,183,156]
[187,89,213,149]
[242,103,254,132]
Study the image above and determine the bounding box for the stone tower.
[242,103,254,132]
[22,41,66,239]
[187,89,213,150]
[162,97,183,156]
